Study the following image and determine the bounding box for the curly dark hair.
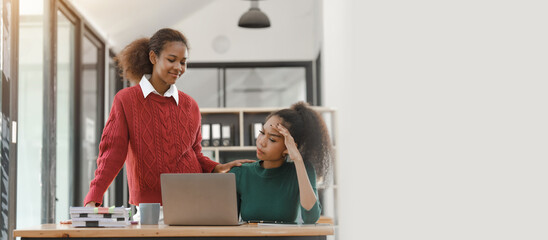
[267,102,333,184]
[114,28,189,82]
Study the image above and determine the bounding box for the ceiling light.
[238,0,270,28]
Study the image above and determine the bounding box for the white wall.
[323,0,548,239]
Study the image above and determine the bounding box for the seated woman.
[230,102,332,224]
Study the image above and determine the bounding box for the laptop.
[160,173,239,226]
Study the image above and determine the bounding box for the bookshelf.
[199,107,338,225]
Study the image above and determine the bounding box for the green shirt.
[229,160,321,224]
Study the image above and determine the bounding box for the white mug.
[139,203,160,225]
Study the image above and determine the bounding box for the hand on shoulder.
[213,159,256,173]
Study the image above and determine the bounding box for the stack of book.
[70,206,132,227]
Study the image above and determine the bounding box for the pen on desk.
[247,220,283,224]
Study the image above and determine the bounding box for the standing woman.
[84,28,252,207]
[230,102,332,224]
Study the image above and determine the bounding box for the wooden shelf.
[201,106,335,114]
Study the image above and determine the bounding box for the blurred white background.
[323,1,548,239]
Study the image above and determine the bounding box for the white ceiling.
[68,0,215,51]
[68,0,323,61]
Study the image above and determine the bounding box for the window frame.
[188,61,317,107]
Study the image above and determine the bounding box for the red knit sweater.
[84,85,218,206]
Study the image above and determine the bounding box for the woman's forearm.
[294,157,317,211]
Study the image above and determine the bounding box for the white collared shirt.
[139,75,179,105]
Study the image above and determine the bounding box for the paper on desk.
[257,223,329,226]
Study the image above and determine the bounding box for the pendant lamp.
[238,0,270,28]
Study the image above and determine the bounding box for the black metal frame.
[188,61,316,106]
[42,0,58,224]
[315,52,322,106]
[5,0,20,239]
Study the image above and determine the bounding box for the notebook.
[160,173,239,226]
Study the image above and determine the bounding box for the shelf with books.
[200,107,337,161]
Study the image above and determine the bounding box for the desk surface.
[13,223,334,238]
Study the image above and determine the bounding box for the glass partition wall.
[225,67,307,108]
[177,68,220,108]
[17,10,44,229]
[77,32,104,207]
[55,9,75,223]
[17,0,106,227]
[179,62,317,108]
